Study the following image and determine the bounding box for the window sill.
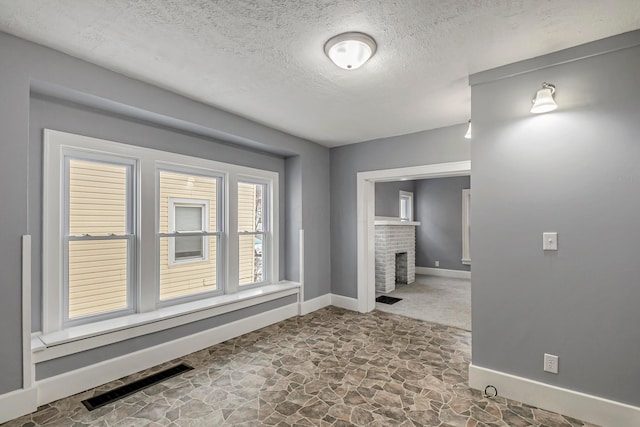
[33,281,300,363]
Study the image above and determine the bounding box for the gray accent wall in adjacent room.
[470,31,640,406]
[330,126,471,298]
[375,181,416,218]
[415,176,470,271]
[0,31,330,394]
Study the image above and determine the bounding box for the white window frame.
[168,197,210,265]
[462,188,471,265]
[399,190,413,221]
[62,153,137,327]
[237,179,269,288]
[43,129,280,337]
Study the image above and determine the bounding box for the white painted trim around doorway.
[356,161,471,313]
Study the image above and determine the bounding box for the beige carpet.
[375,274,471,331]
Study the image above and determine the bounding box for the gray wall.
[0,31,330,394]
[470,32,640,406]
[375,181,416,217]
[330,125,471,298]
[415,176,470,271]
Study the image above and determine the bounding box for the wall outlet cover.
[544,353,559,374]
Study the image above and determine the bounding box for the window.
[399,191,413,221]
[171,201,207,262]
[43,129,278,334]
[238,181,267,286]
[159,169,221,301]
[462,188,471,265]
[65,156,135,324]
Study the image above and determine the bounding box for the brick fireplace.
[374,220,418,293]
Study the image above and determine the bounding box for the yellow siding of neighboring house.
[238,182,257,285]
[159,171,217,300]
[68,159,129,319]
[68,164,262,317]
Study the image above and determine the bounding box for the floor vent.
[376,295,403,305]
[81,363,193,411]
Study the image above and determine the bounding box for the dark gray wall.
[330,125,471,298]
[375,181,416,217]
[471,33,640,406]
[0,31,330,394]
[415,176,470,271]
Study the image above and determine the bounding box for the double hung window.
[159,169,221,301]
[43,130,278,334]
[238,181,267,286]
[64,156,135,324]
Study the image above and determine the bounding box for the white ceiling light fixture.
[324,32,377,70]
[464,120,472,139]
[530,82,558,114]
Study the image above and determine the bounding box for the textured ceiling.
[0,1,639,147]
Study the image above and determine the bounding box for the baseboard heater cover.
[81,363,193,411]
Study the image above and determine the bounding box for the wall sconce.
[530,82,558,114]
[464,120,472,139]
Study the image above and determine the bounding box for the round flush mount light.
[324,32,377,70]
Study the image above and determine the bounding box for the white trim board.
[298,293,359,315]
[330,294,359,312]
[0,387,38,424]
[415,267,471,280]
[299,294,331,315]
[469,364,640,427]
[357,161,472,313]
[36,302,298,406]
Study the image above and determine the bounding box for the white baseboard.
[0,387,37,424]
[469,364,640,427]
[299,293,359,315]
[330,294,359,311]
[299,294,332,315]
[416,266,471,279]
[36,303,298,406]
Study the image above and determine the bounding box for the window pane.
[69,159,128,236]
[238,182,264,232]
[160,236,217,300]
[175,235,203,260]
[239,234,264,285]
[175,206,203,231]
[68,239,128,319]
[159,170,217,233]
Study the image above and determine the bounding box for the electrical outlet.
[435,261,440,267]
[544,353,559,374]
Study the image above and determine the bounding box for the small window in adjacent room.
[462,188,471,265]
[399,191,413,221]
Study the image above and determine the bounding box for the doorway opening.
[356,161,471,329]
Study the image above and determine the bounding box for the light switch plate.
[543,232,558,251]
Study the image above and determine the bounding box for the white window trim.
[168,197,210,266]
[62,154,137,327]
[399,190,413,222]
[462,188,471,265]
[43,129,280,337]
[237,178,269,289]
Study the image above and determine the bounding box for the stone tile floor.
[4,307,599,426]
